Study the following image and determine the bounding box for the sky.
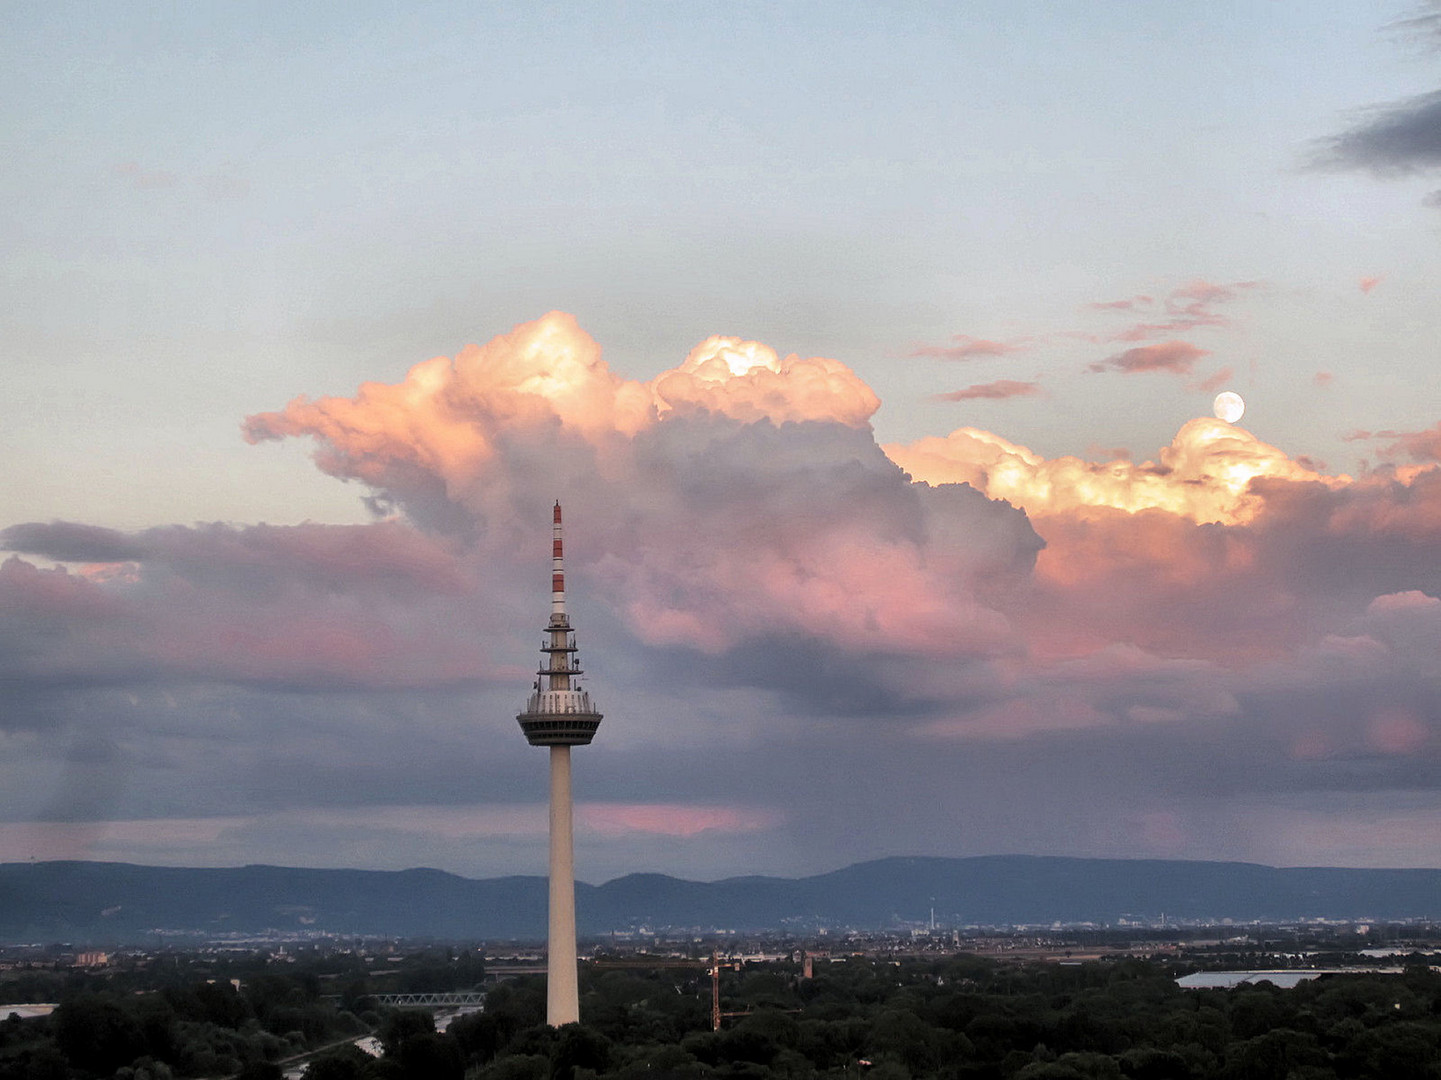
[4,2,1441,883]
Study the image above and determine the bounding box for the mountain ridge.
[1,855,1437,944]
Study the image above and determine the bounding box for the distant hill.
[1,855,1438,944]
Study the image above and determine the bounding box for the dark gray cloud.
[1318,89,1441,175]
[1,521,148,562]
[1390,3,1441,49]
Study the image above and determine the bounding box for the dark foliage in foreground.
[6,953,1441,1078]
[449,957,1441,1080]
[0,959,368,1080]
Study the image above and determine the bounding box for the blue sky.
[3,3,1441,881]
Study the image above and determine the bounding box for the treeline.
[436,956,1441,1080]
[5,952,1441,1078]
[0,965,370,1079]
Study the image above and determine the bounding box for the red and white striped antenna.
[550,500,567,626]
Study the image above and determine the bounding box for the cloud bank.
[4,312,1441,876]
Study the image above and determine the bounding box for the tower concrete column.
[548,744,579,1025]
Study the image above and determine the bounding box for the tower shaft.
[548,745,579,1025]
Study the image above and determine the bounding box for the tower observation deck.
[517,502,603,745]
[515,501,601,1027]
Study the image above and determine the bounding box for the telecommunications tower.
[516,502,602,1026]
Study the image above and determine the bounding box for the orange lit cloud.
[240,314,1038,665]
[12,306,1441,875]
[885,417,1338,526]
[19,314,1441,755]
[652,335,880,427]
[933,380,1041,402]
[244,313,879,499]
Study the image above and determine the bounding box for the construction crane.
[587,952,748,1031]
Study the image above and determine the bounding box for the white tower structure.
[516,502,602,1027]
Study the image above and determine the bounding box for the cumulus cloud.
[9,311,1441,874]
[244,313,1032,665]
[885,417,1338,525]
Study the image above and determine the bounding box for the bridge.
[369,991,486,1007]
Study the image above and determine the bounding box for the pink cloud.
[1367,590,1441,615]
[1314,371,1334,388]
[0,522,497,695]
[243,314,1038,664]
[1359,276,1383,294]
[1386,423,1441,462]
[1190,366,1234,393]
[880,418,1441,683]
[581,803,778,837]
[1341,422,1441,463]
[933,380,1041,402]
[1366,706,1428,754]
[1089,295,1154,311]
[16,309,1441,872]
[1103,280,1258,342]
[909,335,1028,361]
[1087,340,1209,375]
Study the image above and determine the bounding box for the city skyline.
[3,3,1441,882]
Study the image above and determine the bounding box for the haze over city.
[4,3,1441,884]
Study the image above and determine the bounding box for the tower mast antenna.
[516,501,603,1026]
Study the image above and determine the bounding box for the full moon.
[1213,390,1245,424]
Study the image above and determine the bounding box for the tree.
[236,1062,285,1080]
[303,1046,371,1080]
[378,1009,435,1056]
[394,1032,463,1080]
[54,994,147,1075]
[550,1023,612,1080]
